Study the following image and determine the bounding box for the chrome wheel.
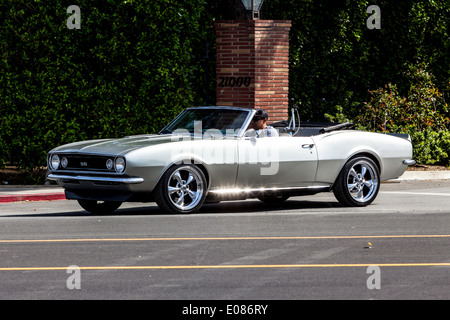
[155,164,207,214]
[168,167,204,211]
[346,160,378,203]
[333,157,380,207]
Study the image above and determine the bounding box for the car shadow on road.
[111,199,342,216]
[2,198,343,218]
[199,199,342,214]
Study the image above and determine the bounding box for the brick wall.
[215,20,292,123]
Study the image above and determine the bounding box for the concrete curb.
[0,171,449,203]
[391,170,450,181]
[0,186,66,203]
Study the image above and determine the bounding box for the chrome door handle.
[302,144,315,149]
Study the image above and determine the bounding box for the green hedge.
[262,0,450,122]
[0,0,211,171]
[327,64,450,166]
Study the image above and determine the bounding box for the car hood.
[50,134,182,155]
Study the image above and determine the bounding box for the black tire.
[333,157,380,207]
[77,200,122,214]
[155,164,207,214]
[257,195,289,204]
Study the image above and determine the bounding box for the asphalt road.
[1,180,450,303]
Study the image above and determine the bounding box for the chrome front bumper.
[47,173,144,184]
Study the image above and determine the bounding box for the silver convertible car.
[47,106,415,214]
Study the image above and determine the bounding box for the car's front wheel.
[155,164,207,214]
[77,200,122,214]
[333,157,380,207]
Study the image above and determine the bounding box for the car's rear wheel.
[155,164,207,214]
[77,200,122,214]
[333,157,380,207]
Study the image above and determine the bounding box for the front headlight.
[50,154,60,170]
[106,159,114,170]
[115,157,125,173]
[61,157,68,168]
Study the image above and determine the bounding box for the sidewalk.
[1,170,449,203]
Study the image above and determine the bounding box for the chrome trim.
[47,174,144,184]
[403,159,416,166]
[209,185,330,195]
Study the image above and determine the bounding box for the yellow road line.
[2,262,450,271]
[1,234,450,243]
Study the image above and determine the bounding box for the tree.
[261,0,450,121]
[0,0,212,173]
[356,64,450,165]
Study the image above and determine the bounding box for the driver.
[245,108,279,138]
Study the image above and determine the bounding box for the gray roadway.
[1,180,450,301]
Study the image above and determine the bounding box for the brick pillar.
[215,20,291,123]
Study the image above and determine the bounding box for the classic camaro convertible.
[47,106,415,214]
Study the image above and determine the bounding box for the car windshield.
[160,108,250,136]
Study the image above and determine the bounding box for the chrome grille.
[56,154,114,172]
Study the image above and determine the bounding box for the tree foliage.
[262,0,450,122]
[355,65,450,165]
[0,0,211,171]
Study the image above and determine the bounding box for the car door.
[236,136,318,188]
